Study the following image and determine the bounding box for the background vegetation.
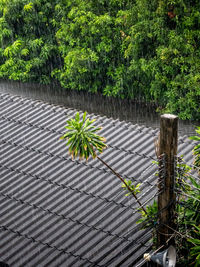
[0,0,199,120]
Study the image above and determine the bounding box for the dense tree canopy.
[0,0,199,120]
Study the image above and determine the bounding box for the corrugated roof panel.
[0,92,195,266]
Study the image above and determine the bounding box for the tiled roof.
[0,92,195,267]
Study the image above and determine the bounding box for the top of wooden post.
[159,113,178,156]
[161,114,178,120]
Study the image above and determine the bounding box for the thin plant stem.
[97,156,147,214]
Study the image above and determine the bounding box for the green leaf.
[24,3,33,12]
[82,112,86,122]
[189,136,200,142]
[60,112,106,160]
[75,112,80,122]
[188,238,200,245]
[190,246,200,255]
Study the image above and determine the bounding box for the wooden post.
[157,114,178,248]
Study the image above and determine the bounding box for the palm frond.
[60,112,106,160]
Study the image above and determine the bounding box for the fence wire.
[133,153,200,266]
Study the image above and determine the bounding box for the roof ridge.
[0,92,159,136]
[0,92,195,146]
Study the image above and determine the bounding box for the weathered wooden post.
[157,114,178,248]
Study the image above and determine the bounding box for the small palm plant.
[60,111,146,213]
[60,112,106,160]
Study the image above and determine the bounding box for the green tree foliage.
[125,0,200,120]
[0,0,62,83]
[53,0,133,95]
[0,0,199,119]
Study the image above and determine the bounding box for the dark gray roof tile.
[0,92,195,266]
